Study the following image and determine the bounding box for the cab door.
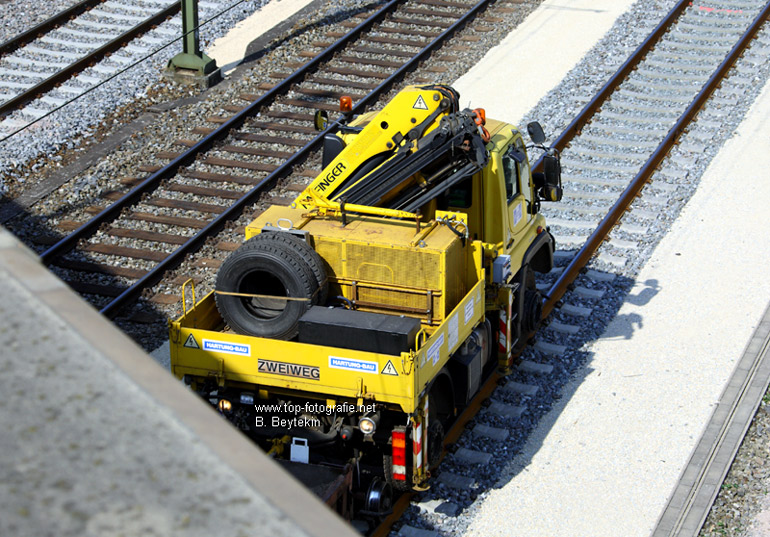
[500,136,531,250]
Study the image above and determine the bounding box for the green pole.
[167,0,218,76]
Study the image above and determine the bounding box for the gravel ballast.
[0,0,280,191]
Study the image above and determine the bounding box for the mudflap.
[497,284,518,374]
[412,395,430,490]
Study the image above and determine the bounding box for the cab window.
[503,146,525,201]
[514,138,532,207]
[446,176,473,208]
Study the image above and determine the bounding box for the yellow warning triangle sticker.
[184,334,200,349]
[381,360,398,376]
[413,95,429,110]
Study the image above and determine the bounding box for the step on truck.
[169,84,562,516]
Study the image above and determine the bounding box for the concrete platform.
[0,228,357,537]
[208,0,317,76]
[454,0,637,126]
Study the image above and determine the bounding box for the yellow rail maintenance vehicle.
[169,85,563,512]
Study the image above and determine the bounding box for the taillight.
[392,428,407,481]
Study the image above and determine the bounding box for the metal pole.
[181,0,199,56]
[167,0,220,83]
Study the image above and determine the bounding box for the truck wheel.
[427,420,445,470]
[260,232,328,305]
[522,268,543,333]
[383,452,412,492]
[215,235,318,339]
[364,477,392,517]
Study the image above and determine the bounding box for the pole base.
[163,66,222,89]
[165,52,221,88]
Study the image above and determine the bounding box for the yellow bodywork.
[170,238,485,414]
[246,207,471,326]
[170,84,548,415]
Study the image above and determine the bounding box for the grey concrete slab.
[559,303,593,317]
[453,447,493,466]
[517,360,554,375]
[574,286,606,299]
[397,525,440,537]
[534,340,567,356]
[472,424,509,442]
[486,401,527,420]
[437,471,475,490]
[502,381,539,396]
[0,227,357,537]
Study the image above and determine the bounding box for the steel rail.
[652,303,770,536]
[348,0,496,114]
[0,1,180,118]
[548,0,690,155]
[42,0,500,317]
[0,0,105,57]
[531,0,690,175]
[543,1,770,318]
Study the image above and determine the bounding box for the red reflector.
[537,226,544,234]
[392,429,407,479]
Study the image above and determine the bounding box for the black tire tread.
[259,232,328,304]
[215,235,318,339]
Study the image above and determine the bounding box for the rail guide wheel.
[363,477,393,518]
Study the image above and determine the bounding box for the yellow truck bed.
[169,243,485,415]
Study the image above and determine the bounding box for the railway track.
[652,302,770,536]
[0,0,181,132]
[0,0,105,57]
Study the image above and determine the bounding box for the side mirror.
[314,110,329,131]
[321,134,345,169]
[540,154,563,202]
[527,122,546,145]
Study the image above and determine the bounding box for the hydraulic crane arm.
[298,85,490,216]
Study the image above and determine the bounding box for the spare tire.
[215,234,319,340]
[259,232,328,305]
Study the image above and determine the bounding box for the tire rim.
[238,270,288,319]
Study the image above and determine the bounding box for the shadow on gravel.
[238,0,389,69]
[0,198,176,352]
[413,258,659,532]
